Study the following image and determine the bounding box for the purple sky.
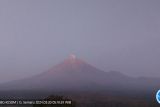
[0,0,160,83]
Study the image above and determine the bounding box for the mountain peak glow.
[69,54,76,60]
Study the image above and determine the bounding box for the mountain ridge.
[0,55,159,94]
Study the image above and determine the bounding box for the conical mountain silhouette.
[0,55,160,93]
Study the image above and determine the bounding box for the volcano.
[0,55,160,93]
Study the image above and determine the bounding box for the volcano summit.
[0,55,160,95]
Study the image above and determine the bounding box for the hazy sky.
[0,0,160,83]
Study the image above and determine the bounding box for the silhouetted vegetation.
[32,92,160,107]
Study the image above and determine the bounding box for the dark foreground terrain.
[0,90,159,107]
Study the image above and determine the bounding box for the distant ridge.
[0,55,160,94]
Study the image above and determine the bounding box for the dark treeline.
[32,94,159,107]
